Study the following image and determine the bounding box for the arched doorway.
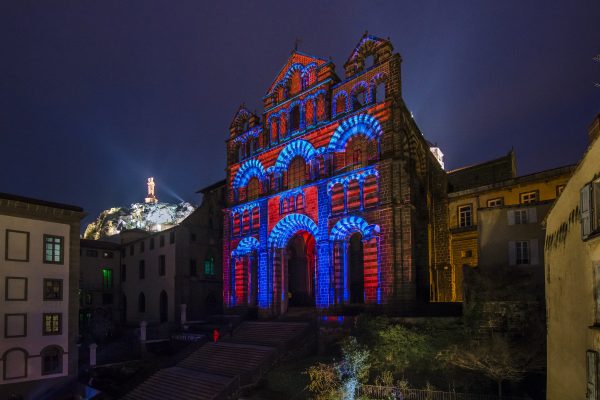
[159,291,168,323]
[286,232,316,307]
[348,233,365,304]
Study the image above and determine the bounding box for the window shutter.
[529,239,539,266]
[582,184,593,238]
[587,350,598,400]
[507,210,515,226]
[594,180,600,232]
[528,208,538,224]
[508,241,516,266]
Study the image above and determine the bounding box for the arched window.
[242,210,250,234]
[316,95,326,122]
[375,81,386,102]
[41,346,63,375]
[288,156,307,188]
[335,94,346,115]
[352,87,367,110]
[296,194,304,211]
[138,292,145,313]
[237,143,244,161]
[290,105,301,132]
[232,213,241,236]
[290,71,302,96]
[346,136,369,170]
[3,348,27,379]
[270,118,279,143]
[280,114,287,138]
[364,175,379,208]
[305,100,315,127]
[247,177,260,201]
[251,207,260,231]
[331,183,345,214]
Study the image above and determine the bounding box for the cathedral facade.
[223,34,449,317]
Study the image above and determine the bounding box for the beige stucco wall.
[546,136,600,399]
[0,215,70,384]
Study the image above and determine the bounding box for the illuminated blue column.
[359,178,364,211]
[342,242,349,303]
[258,198,271,309]
[316,181,332,308]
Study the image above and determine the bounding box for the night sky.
[1,1,599,227]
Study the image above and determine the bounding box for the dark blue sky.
[1,1,599,226]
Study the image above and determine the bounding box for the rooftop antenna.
[293,38,302,52]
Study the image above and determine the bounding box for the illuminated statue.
[145,177,158,204]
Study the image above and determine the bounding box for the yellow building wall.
[546,139,600,399]
[445,172,570,302]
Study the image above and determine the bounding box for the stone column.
[89,343,97,367]
[180,304,187,325]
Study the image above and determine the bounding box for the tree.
[336,337,370,400]
[438,335,526,397]
[305,362,340,400]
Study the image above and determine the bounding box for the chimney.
[589,113,600,143]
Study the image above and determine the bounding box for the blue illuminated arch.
[232,237,260,257]
[268,214,319,248]
[274,139,316,171]
[233,159,266,189]
[332,91,349,117]
[330,216,380,242]
[327,114,382,152]
[350,81,371,106]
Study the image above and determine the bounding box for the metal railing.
[357,385,531,400]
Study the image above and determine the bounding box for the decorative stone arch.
[370,72,388,102]
[350,81,370,110]
[274,139,316,172]
[343,33,393,77]
[232,236,260,257]
[301,63,317,88]
[330,216,381,305]
[327,114,383,153]
[333,91,349,117]
[268,213,318,249]
[233,159,267,190]
[230,107,254,136]
[330,216,380,242]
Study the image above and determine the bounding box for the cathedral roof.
[265,50,329,96]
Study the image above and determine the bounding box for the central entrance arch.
[268,214,319,314]
[286,232,316,307]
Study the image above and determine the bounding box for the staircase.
[121,320,310,400]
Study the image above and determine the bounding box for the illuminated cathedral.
[224,34,450,317]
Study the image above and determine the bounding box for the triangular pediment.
[265,51,328,96]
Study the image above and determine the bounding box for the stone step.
[178,341,276,385]
[225,321,310,348]
[122,366,236,400]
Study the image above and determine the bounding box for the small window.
[150,237,155,250]
[44,235,63,264]
[43,279,63,300]
[5,277,27,301]
[41,346,62,375]
[4,314,27,338]
[86,249,98,257]
[556,185,565,196]
[190,233,197,242]
[458,205,473,228]
[460,250,473,258]
[121,264,126,282]
[190,259,197,276]
[102,251,113,259]
[515,241,530,264]
[520,191,538,204]
[102,269,113,290]
[204,256,215,276]
[169,231,175,244]
[139,260,145,280]
[139,241,145,253]
[487,198,503,207]
[42,313,62,335]
[3,348,27,379]
[290,105,301,132]
[159,255,166,276]
[515,209,528,225]
[160,235,165,247]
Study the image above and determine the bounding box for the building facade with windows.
[0,193,84,400]
[446,152,573,303]
[223,34,450,317]
[119,181,224,325]
[546,113,600,399]
[79,239,121,334]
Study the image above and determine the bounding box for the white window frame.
[458,204,473,228]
